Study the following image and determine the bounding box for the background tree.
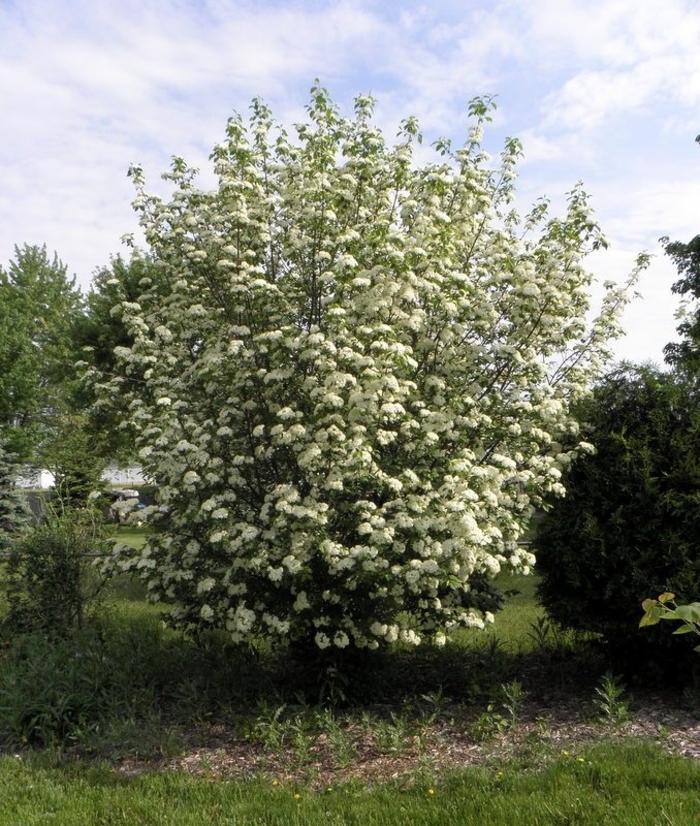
[661,136,700,376]
[75,252,161,462]
[40,415,109,507]
[0,440,30,550]
[0,245,85,463]
[661,233,700,376]
[102,87,641,654]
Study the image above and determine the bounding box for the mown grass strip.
[1,742,699,826]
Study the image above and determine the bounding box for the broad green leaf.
[672,625,695,635]
[672,605,700,623]
[639,606,662,627]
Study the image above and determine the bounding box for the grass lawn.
[459,569,546,651]
[0,741,699,825]
[1,529,699,824]
[111,524,149,550]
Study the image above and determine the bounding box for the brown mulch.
[112,694,700,787]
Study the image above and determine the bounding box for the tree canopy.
[662,233,700,376]
[0,245,84,462]
[660,134,700,376]
[76,253,162,462]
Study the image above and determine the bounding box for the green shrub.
[534,364,700,674]
[0,508,106,635]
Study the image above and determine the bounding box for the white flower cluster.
[103,86,643,651]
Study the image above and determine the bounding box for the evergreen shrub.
[534,364,700,674]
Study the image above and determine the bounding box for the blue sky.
[1,0,699,363]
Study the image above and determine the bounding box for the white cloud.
[525,0,700,132]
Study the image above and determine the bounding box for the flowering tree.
[101,86,643,652]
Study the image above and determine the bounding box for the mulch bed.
[112,693,700,787]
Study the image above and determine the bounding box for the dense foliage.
[76,253,161,461]
[0,245,85,462]
[99,86,641,651]
[661,233,700,376]
[0,508,106,635]
[0,440,29,550]
[535,364,700,663]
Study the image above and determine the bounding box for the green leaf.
[672,625,695,635]
[672,604,700,623]
[639,606,662,627]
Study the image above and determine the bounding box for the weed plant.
[593,672,630,726]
